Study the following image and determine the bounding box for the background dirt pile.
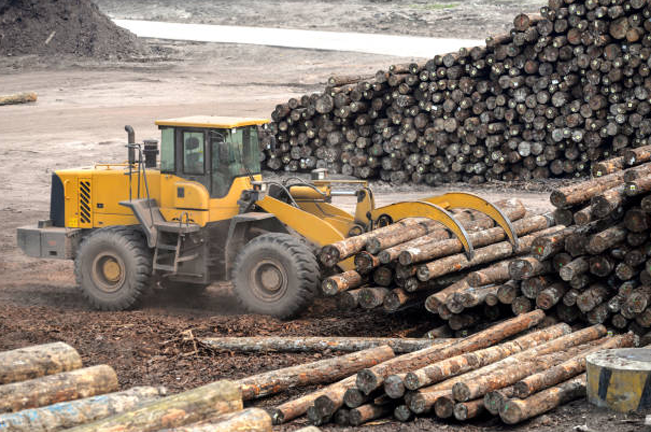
[0,0,147,58]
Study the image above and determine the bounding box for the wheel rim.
[91,252,127,293]
[250,259,288,301]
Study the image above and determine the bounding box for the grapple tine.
[423,193,520,250]
[368,200,475,260]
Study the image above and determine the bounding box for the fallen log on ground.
[0,365,118,413]
[355,310,545,395]
[500,375,586,424]
[0,386,165,432]
[0,342,82,385]
[512,333,636,398]
[65,380,242,432]
[0,92,37,106]
[402,323,570,392]
[200,336,451,354]
[158,408,272,432]
[236,345,395,400]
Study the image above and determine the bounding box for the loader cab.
[155,116,268,198]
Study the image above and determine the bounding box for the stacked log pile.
[248,312,638,427]
[263,0,651,184]
[319,162,651,335]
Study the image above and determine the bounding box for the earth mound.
[0,0,148,58]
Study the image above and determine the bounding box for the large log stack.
[318,161,651,337]
[260,313,638,427]
[263,0,651,184]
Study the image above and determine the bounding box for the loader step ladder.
[119,199,201,275]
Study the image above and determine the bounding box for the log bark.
[358,287,391,309]
[200,337,446,354]
[0,386,164,432]
[483,386,515,415]
[499,375,586,424]
[531,226,576,261]
[236,346,395,400]
[158,408,271,432]
[402,323,570,391]
[270,375,357,424]
[401,215,553,266]
[0,92,37,106]
[450,326,606,402]
[318,219,426,267]
[417,227,563,282]
[354,311,545,395]
[66,380,242,432]
[467,260,512,287]
[509,257,552,280]
[0,365,118,414]
[337,288,362,310]
[497,280,521,305]
[321,270,363,296]
[348,403,393,426]
[512,333,635,398]
[453,399,485,421]
[0,342,82,385]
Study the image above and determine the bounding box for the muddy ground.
[0,0,647,431]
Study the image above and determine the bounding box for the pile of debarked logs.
[198,311,636,427]
[319,156,651,339]
[263,0,651,185]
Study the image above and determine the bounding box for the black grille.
[79,181,91,224]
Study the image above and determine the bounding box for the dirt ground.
[0,0,647,431]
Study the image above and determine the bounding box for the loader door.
[179,129,211,192]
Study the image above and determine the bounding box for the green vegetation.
[409,2,459,10]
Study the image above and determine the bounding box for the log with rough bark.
[0,365,118,414]
[270,375,357,424]
[358,287,391,309]
[236,346,395,400]
[467,260,512,287]
[348,403,393,426]
[0,342,82,385]
[0,386,165,432]
[417,227,563,282]
[0,92,37,106]
[500,375,586,424]
[200,336,449,354]
[402,323,570,391]
[321,270,364,295]
[158,408,272,432]
[512,333,636,398]
[65,380,242,432]
[453,399,485,421]
[483,386,515,415]
[400,214,553,266]
[355,311,545,395]
[318,219,427,267]
[450,325,607,402]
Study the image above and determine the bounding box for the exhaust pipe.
[125,125,136,164]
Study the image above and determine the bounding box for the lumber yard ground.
[0,0,644,431]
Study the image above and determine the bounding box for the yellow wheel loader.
[17,116,518,318]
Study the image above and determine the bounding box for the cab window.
[160,127,175,172]
[183,131,205,175]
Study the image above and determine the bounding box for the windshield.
[211,126,261,197]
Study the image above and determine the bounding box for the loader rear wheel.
[232,233,319,319]
[74,226,152,311]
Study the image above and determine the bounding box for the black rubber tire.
[74,226,152,311]
[232,233,319,319]
[160,280,210,295]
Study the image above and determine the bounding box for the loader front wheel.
[74,226,152,311]
[232,233,319,319]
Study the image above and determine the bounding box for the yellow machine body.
[28,115,519,276]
